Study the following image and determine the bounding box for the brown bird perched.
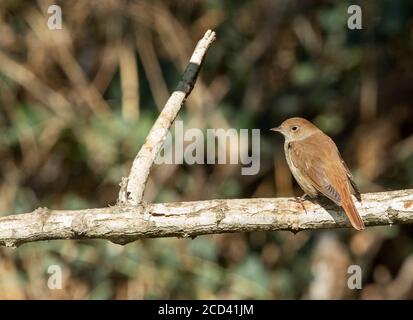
[271,117,365,230]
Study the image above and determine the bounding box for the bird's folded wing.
[288,138,342,205]
[339,153,362,201]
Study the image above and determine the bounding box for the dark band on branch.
[176,62,201,95]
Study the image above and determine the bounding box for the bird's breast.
[284,142,318,197]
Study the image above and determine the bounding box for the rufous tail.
[341,194,365,230]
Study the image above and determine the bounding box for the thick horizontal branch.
[1,189,412,248]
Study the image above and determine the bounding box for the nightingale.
[271,117,365,230]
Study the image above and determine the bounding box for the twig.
[1,190,412,248]
[123,30,216,205]
[119,41,140,121]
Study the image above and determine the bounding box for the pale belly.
[284,143,318,197]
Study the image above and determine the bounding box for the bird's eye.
[291,126,298,132]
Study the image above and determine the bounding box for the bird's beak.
[270,126,282,133]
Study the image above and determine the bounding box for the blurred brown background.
[0,0,412,299]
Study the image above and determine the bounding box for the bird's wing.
[288,134,343,205]
[339,153,362,201]
[321,134,361,201]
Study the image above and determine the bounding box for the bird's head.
[270,117,319,142]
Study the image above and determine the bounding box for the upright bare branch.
[123,30,216,205]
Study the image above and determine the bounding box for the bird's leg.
[293,193,309,214]
[296,193,310,202]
